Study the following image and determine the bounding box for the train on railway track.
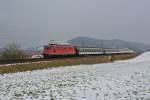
[0,43,136,65]
[43,43,135,58]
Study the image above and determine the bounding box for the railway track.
[0,58,48,65]
[0,56,84,65]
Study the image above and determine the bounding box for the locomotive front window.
[48,47,52,50]
[45,47,50,50]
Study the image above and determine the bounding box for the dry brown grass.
[0,54,137,74]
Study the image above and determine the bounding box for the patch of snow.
[120,51,150,63]
[0,52,150,100]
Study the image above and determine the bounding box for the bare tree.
[0,43,27,60]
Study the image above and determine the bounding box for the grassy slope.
[0,54,137,74]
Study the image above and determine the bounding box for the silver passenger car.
[77,47,135,55]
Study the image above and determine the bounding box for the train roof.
[77,46,127,49]
[44,44,75,47]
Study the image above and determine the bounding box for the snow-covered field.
[0,52,150,100]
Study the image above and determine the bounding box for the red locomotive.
[43,43,77,58]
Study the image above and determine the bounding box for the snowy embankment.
[0,52,150,100]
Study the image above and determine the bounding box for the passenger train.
[43,43,135,58]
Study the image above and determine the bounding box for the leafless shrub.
[0,43,27,60]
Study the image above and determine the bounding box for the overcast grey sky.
[0,0,150,48]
